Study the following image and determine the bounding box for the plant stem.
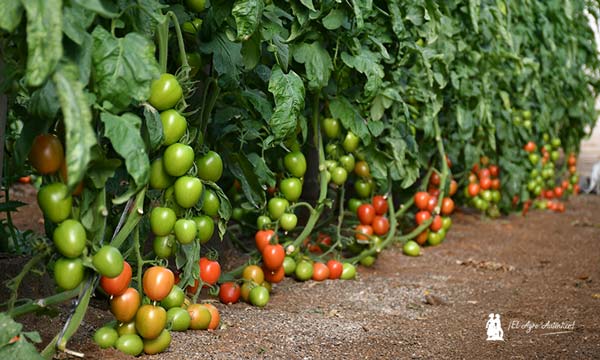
[8,288,80,318]
[156,17,169,73]
[110,188,146,249]
[6,249,50,312]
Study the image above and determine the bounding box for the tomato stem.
[6,248,52,313]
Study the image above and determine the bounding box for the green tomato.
[481,190,493,202]
[523,120,532,129]
[160,110,187,146]
[93,246,124,278]
[174,219,197,244]
[93,326,119,349]
[148,74,182,111]
[330,167,348,185]
[551,138,561,148]
[249,286,270,307]
[340,263,356,279]
[167,307,191,331]
[54,257,85,290]
[528,153,540,165]
[150,158,174,189]
[53,219,86,258]
[339,154,356,173]
[348,198,363,213]
[321,118,341,138]
[522,110,532,120]
[294,260,313,281]
[326,143,343,159]
[256,215,271,230]
[182,18,203,35]
[354,179,372,198]
[282,256,296,276]
[174,176,203,209]
[403,240,420,256]
[163,143,194,177]
[193,215,214,244]
[161,286,185,309]
[150,207,176,236]
[491,190,501,203]
[284,151,307,178]
[427,231,444,246]
[201,189,220,216]
[442,217,452,231]
[37,183,72,223]
[117,321,138,336]
[280,177,302,202]
[185,0,206,12]
[153,235,176,259]
[196,151,223,182]
[359,255,376,267]
[115,334,144,356]
[342,131,360,153]
[279,213,298,231]
[324,159,337,171]
[143,329,172,355]
[268,197,289,220]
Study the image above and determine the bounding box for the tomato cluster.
[464,158,502,217]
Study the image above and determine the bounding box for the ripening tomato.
[429,215,443,232]
[201,303,220,330]
[524,141,536,153]
[372,195,388,215]
[199,257,221,285]
[415,229,429,245]
[111,287,141,323]
[29,134,64,174]
[441,197,455,215]
[187,303,212,330]
[262,244,285,271]
[255,229,276,252]
[449,179,458,196]
[263,266,285,283]
[354,161,370,178]
[467,183,480,197]
[554,186,564,198]
[100,261,132,296]
[357,204,376,225]
[312,262,330,281]
[415,211,431,225]
[491,178,500,190]
[430,172,441,187]
[242,264,265,284]
[414,192,430,211]
[371,216,390,236]
[219,282,241,304]
[489,165,499,178]
[135,304,167,340]
[355,224,373,241]
[143,266,175,301]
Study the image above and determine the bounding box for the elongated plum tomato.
[54,257,85,290]
[199,257,221,285]
[196,151,223,182]
[29,134,64,174]
[279,177,302,202]
[53,219,86,258]
[262,244,285,271]
[38,183,72,223]
[160,110,187,146]
[357,204,376,225]
[194,215,215,244]
[100,261,132,296]
[143,266,175,301]
[143,329,171,355]
[110,287,141,323]
[372,195,388,215]
[255,229,276,252]
[150,207,176,236]
[149,158,173,189]
[135,304,167,340]
[148,74,183,111]
[414,192,431,211]
[187,304,212,330]
[284,151,307,177]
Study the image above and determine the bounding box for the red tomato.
[415,230,429,245]
[371,195,388,215]
[100,261,132,296]
[262,244,285,271]
[18,176,31,184]
[449,179,458,196]
[489,165,499,178]
[574,184,580,194]
[312,262,330,281]
[372,216,390,236]
[428,188,440,197]
[357,204,376,225]
[326,260,343,279]
[255,230,276,252]
[567,155,577,166]
[430,172,441,187]
[355,224,373,241]
[219,282,241,304]
[524,141,536,153]
[554,187,564,198]
[317,233,332,246]
[468,183,480,197]
[471,163,480,174]
[479,177,492,190]
[143,266,174,301]
[544,190,555,199]
[415,211,431,225]
[414,192,431,211]
[199,257,221,285]
[491,178,501,190]
[29,134,64,174]
[441,197,455,215]
[561,180,569,190]
[427,196,438,213]
[263,266,285,283]
[479,168,491,179]
[429,215,443,232]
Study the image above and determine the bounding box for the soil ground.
[2,185,600,359]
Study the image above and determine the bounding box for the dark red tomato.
[326,260,343,279]
[449,179,458,196]
[317,233,332,246]
[489,165,499,178]
[18,176,31,184]
[255,229,276,252]
[312,262,330,281]
[262,244,285,271]
[524,141,536,153]
[426,196,438,213]
[143,266,174,301]
[29,134,64,174]
[415,230,429,245]
[468,183,480,197]
[490,178,501,190]
[441,198,455,216]
[445,155,453,168]
[544,190,555,199]
[100,261,132,296]
[371,195,388,215]
[430,172,441,187]
[471,163,480,174]
[357,204,376,225]
[263,265,285,283]
[428,188,440,197]
[429,215,443,232]
[354,161,370,178]
[199,257,221,285]
[219,282,241,304]
[110,287,141,323]
[415,211,431,225]
[372,216,390,236]
[355,224,373,241]
[414,192,430,210]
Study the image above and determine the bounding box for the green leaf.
[228,153,265,208]
[142,106,163,151]
[350,0,372,29]
[88,158,122,189]
[0,201,27,213]
[205,182,231,240]
[29,81,60,119]
[292,42,333,91]
[118,0,166,37]
[267,66,305,140]
[322,9,345,30]
[100,112,150,188]
[241,34,261,70]
[387,0,404,38]
[299,0,316,12]
[200,32,242,88]
[72,0,119,18]
[91,26,160,110]
[63,4,95,45]
[0,0,24,32]
[242,89,272,120]
[329,97,370,145]
[0,340,43,360]
[0,313,21,346]
[341,49,384,99]
[232,0,264,41]
[53,65,96,190]
[22,0,63,87]
[469,0,480,33]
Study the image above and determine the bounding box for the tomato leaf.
[205,182,232,240]
[63,4,95,45]
[322,9,345,30]
[100,112,150,188]
[341,49,384,99]
[29,81,60,120]
[200,32,242,88]
[0,0,23,32]
[142,105,164,151]
[232,0,264,41]
[267,66,305,141]
[53,65,96,190]
[22,0,63,87]
[329,97,370,145]
[292,42,333,91]
[228,153,265,208]
[87,158,122,189]
[91,26,160,111]
[175,241,200,289]
[71,0,119,18]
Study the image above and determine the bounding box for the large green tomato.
[185,0,206,12]
[330,167,348,185]
[193,215,214,244]
[201,189,220,216]
[150,207,176,236]
[38,183,72,223]
[174,219,197,244]
[403,240,420,256]
[174,176,203,208]
[340,263,356,280]
[143,329,171,355]
[160,110,187,146]
[282,256,296,275]
[93,246,124,278]
[135,305,167,340]
[115,334,143,356]
[339,154,355,173]
[279,213,298,231]
[150,158,174,189]
[321,118,341,138]
[53,219,86,258]
[54,257,85,290]
[93,326,119,349]
[148,74,183,111]
[196,151,223,182]
[284,151,307,177]
[279,177,302,202]
[249,286,270,307]
[153,235,176,259]
[163,143,194,177]
[161,286,185,309]
[342,131,360,153]
[268,197,289,220]
[167,307,191,331]
[294,260,313,281]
